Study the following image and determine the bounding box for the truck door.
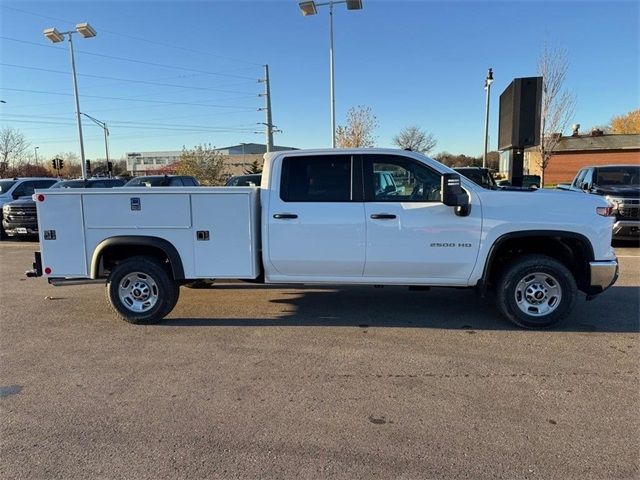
[362,154,482,282]
[267,154,366,277]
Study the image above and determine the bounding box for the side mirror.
[441,173,470,217]
[580,182,590,191]
[384,184,396,194]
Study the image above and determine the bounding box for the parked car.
[497,175,541,189]
[454,167,499,190]
[124,175,199,187]
[29,148,618,329]
[2,177,123,239]
[50,178,126,189]
[557,164,640,239]
[0,177,57,239]
[225,174,261,187]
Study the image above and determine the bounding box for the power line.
[1,63,259,96]
[1,87,257,109]
[0,36,259,81]
[1,4,263,67]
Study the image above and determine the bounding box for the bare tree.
[336,105,378,148]
[537,42,576,186]
[0,127,30,171]
[392,126,437,153]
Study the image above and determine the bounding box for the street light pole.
[298,1,363,148]
[483,68,493,169]
[329,2,336,148]
[68,34,88,178]
[44,23,96,179]
[81,112,110,167]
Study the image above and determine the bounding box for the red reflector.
[37,194,45,202]
[596,206,614,217]
[44,267,52,275]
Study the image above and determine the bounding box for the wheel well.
[91,236,184,280]
[484,234,593,292]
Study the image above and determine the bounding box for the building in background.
[125,143,297,176]
[523,132,640,185]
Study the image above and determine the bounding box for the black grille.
[618,205,640,220]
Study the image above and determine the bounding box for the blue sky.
[1,0,638,162]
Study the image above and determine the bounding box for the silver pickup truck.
[557,165,640,240]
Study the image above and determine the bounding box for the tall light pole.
[44,23,97,179]
[483,67,494,168]
[81,112,110,166]
[298,0,363,148]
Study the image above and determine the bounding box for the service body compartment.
[36,187,260,280]
[36,191,88,277]
[191,191,260,278]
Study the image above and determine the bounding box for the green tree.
[175,143,227,185]
[244,159,262,174]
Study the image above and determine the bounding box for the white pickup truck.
[27,148,618,328]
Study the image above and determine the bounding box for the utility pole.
[483,68,494,169]
[259,64,275,152]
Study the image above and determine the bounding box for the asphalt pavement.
[1,240,638,479]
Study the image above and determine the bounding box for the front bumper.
[612,220,640,239]
[586,259,619,298]
[1,222,39,236]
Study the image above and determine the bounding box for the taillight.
[36,194,45,202]
[596,206,614,217]
[44,267,52,275]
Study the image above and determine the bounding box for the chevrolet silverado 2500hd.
[557,164,640,239]
[26,149,618,328]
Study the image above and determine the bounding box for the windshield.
[125,177,168,187]
[226,175,261,186]
[51,180,86,188]
[595,166,640,186]
[456,169,497,189]
[0,180,17,194]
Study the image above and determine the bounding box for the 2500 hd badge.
[430,242,473,248]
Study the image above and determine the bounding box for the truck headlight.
[604,196,621,213]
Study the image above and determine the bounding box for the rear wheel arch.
[91,236,185,280]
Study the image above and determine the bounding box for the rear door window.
[280,155,353,202]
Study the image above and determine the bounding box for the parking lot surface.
[1,241,639,479]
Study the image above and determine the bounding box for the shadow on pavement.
[162,285,640,333]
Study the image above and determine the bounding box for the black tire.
[496,254,577,329]
[0,222,5,241]
[106,256,179,325]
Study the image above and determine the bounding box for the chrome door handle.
[273,213,298,219]
[370,213,396,220]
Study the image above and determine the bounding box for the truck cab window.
[280,155,352,202]
[366,155,441,202]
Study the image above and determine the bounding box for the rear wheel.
[106,256,179,324]
[496,254,577,329]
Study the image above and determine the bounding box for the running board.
[48,278,106,286]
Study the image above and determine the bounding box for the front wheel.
[106,256,179,324]
[496,254,577,329]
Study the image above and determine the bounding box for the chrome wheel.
[514,272,562,317]
[118,272,159,313]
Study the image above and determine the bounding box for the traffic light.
[107,161,113,174]
[59,159,64,169]
[86,160,91,176]
[52,159,57,169]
